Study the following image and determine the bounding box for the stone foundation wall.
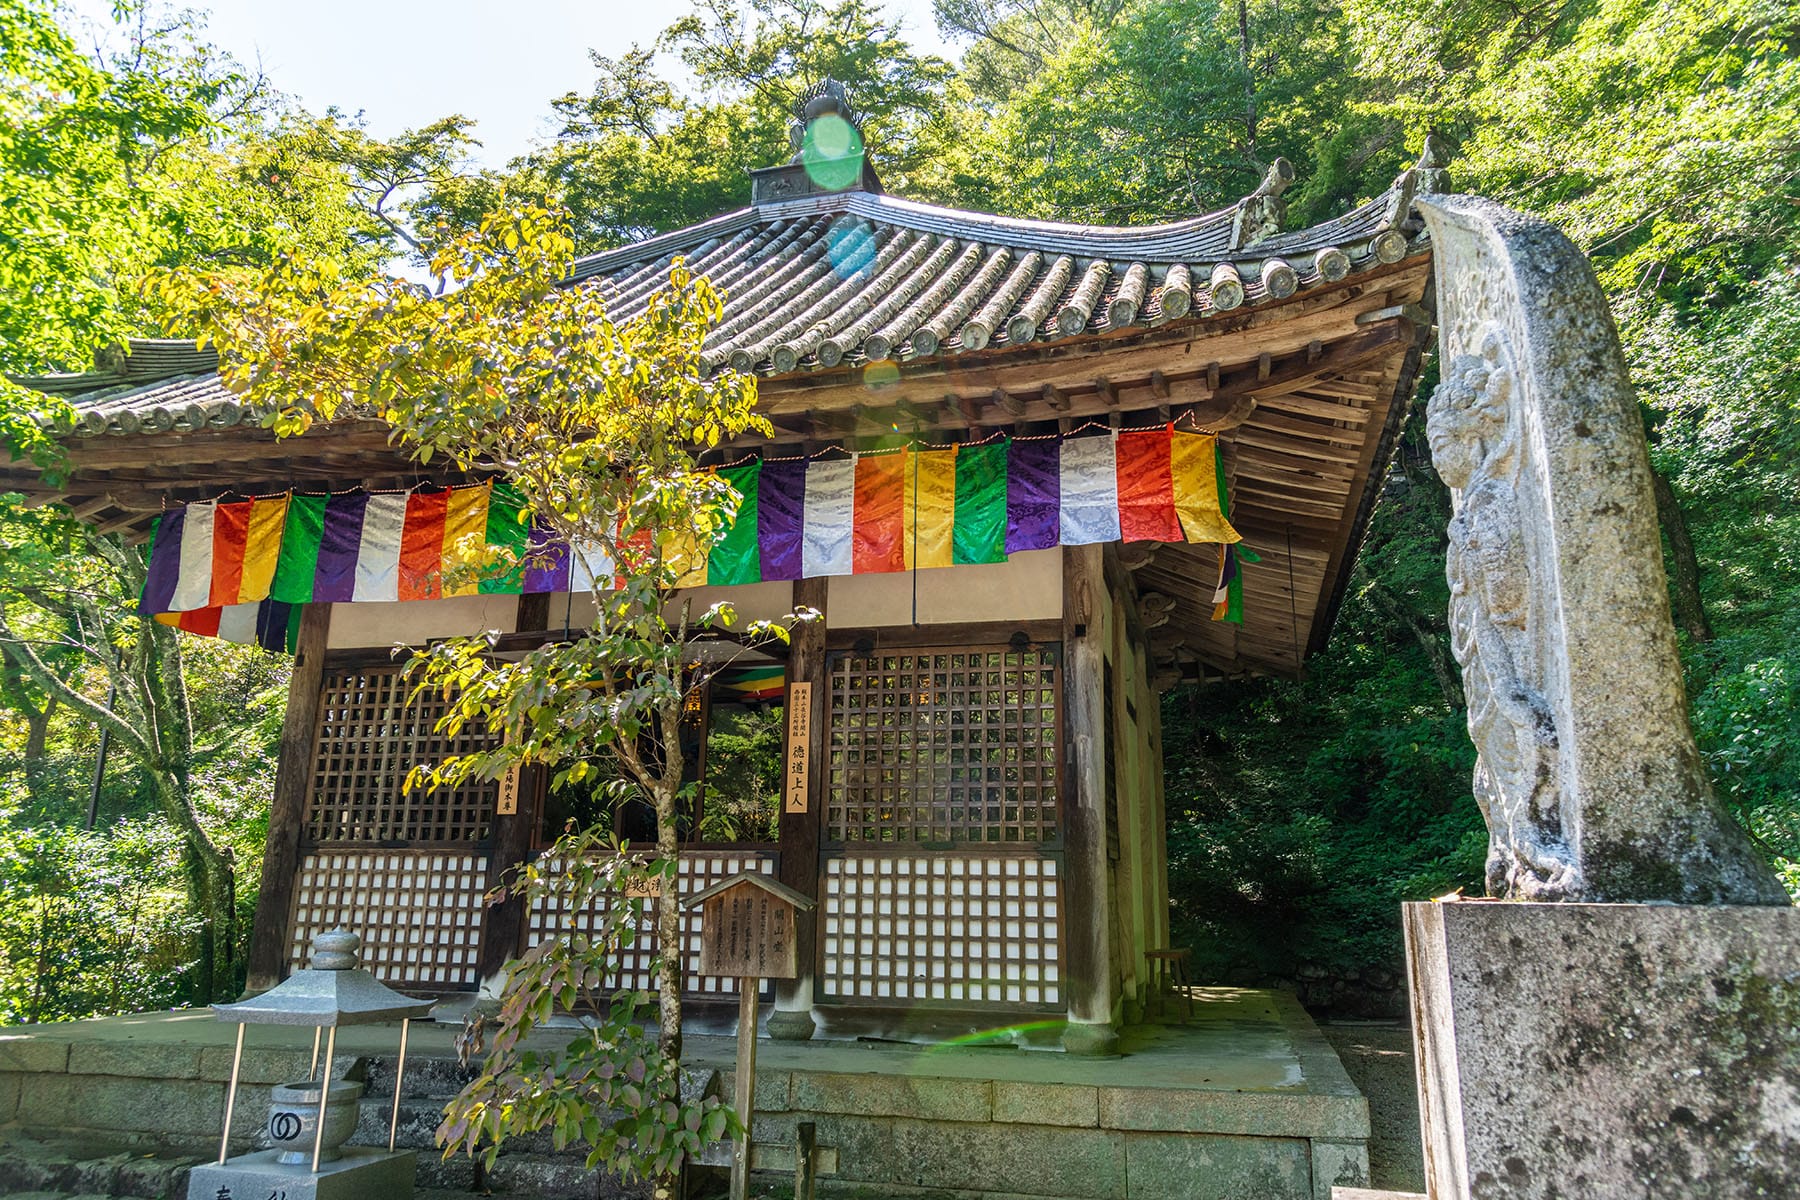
[731,1064,1367,1199]
[0,999,1372,1200]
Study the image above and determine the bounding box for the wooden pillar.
[243,602,331,995]
[1061,546,1119,1054]
[476,592,551,996]
[1147,657,1172,954]
[768,577,827,1040]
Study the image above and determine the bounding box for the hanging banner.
[141,428,1245,645]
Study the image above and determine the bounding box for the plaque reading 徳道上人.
[784,681,812,814]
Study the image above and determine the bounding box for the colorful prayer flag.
[136,424,1245,648]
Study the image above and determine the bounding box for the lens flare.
[827,218,877,280]
[862,359,900,389]
[802,114,865,191]
[915,1020,1071,1058]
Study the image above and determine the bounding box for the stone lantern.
[187,929,433,1200]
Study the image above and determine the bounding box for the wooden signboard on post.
[684,872,816,1200]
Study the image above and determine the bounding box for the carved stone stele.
[1417,194,1786,905]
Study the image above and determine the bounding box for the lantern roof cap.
[211,930,434,1027]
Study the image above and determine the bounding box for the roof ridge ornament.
[1416,133,1453,195]
[1384,135,1456,232]
[787,78,865,161]
[753,77,883,206]
[1229,157,1295,251]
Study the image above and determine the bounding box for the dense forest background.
[1,0,1795,1020]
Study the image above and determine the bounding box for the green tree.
[915,0,1374,224]
[510,0,954,247]
[152,207,791,1191]
[0,502,267,1004]
[0,1,391,375]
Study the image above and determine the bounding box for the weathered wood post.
[243,601,330,995]
[1061,543,1119,1054]
[770,575,827,1042]
[683,872,815,1200]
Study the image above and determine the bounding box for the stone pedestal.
[765,1005,818,1041]
[1404,900,1800,1199]
[187,1147,416,1200]
[1059,1018,1121,1056]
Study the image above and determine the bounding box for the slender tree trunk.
[1367,580,1465,710]
[1649,466,1714,643]
[651,607,691,1200]
[1238,0,1257,151]
[155,770,236,1002]
[654,768,683,1065]
[184,845,215,1007]
[23,704,50,763]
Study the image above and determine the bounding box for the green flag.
[708,461,763,586]
[952,438,1008,564]
[480,481,530,595]
[270,494,327,603]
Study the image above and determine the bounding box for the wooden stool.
[1145,948,1195,1023]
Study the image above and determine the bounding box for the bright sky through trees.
[63,0,960,170]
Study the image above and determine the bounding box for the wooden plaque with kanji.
[690,873,815,980]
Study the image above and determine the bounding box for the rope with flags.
[141,426,1248,649]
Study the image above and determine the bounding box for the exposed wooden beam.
[1118,543,1159,571]
[1356,302,1431,326]
[1255,392,1372,422]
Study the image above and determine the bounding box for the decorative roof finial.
[753,77,881,204]
[1383,134,1456,231]
[1230,157,1296,250]
[787,78,864,163]
[1415,133,1453,195]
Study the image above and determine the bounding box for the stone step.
[0,1130,200,1200]
[350,1093,451,1152]
[481,1149,654,1200]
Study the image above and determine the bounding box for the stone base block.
[1060,1020,1121,1056]
[186,1147,415,1200]
[766,1006,819,1041]
[1405,900,1800,1200]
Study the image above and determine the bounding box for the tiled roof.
[574,188,1416,377]
[27,175,1420,439]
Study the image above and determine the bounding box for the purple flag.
[522,525,571,594]
[312,492,369,603]
[759,458,807,581]
[1006,437,1061,553]
[139,509,185,615]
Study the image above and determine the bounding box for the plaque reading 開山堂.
[700,881,798,980]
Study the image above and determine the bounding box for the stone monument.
[1394,190,1799,1200]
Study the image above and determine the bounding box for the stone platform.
[0,988,1369,1200]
